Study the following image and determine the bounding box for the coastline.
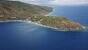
[0,20,87,31]
[0,20,26,22]
[0,20,68,31]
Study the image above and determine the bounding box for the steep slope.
[0,1,86,31]
[0,1,52,20]
[26,16,86,31]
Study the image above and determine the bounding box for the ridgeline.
[0,0,86,31]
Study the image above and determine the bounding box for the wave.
[0,20,67,31]
[0,20,87,31]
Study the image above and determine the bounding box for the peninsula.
[0,0,86,31]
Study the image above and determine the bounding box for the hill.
[0,1,52,20]
[0,1,86,31]
[26,16,86,31]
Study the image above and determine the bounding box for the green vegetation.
[0,1,85,31]
[27,16,84,31]
[0,1,52,19]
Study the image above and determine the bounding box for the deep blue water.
[51,6,88,25]
[0,5,88,50]
[0,22,88,50]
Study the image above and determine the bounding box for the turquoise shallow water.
[0,22,88,50]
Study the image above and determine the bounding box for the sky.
[12,0,88,6]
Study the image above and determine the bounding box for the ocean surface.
[0,6,88,50]
[51,6,88,25]
[0,22,88,50]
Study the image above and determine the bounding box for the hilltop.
[0,1,86,31]
[0,1,52,20]
[26,16,86,31]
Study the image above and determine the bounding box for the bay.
[0,22,88,50]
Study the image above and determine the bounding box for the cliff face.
[0,1,52,20]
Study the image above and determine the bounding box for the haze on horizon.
[9,0,88,6]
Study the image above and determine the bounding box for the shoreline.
[0,20,26,22]
[0,20,68,31]
[0,20,87,31]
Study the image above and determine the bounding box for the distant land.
[0,0,86,31]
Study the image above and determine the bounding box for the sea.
[0,6,88,50]
[51,5,88,25]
